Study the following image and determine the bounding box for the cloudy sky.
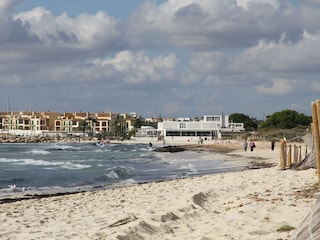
[1,0,320,119]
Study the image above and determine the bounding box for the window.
[166,131,181,136]
[179,122,186,128]
[181,131,196,136]
[206,116,220,122]
[196,131,211,136]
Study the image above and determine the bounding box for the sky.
[1,0,320,120]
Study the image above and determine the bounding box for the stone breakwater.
[0,134,96,143]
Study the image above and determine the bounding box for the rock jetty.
[0,134,95,143]
[154,145,186,153]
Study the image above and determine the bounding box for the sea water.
[0,142,246,197]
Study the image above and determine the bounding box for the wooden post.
[299,145,302,162]
[311,100,320,187]
[280,142,286,170]
[305,145,308,158]
[284,144,287,166]
[293,145,298,163]
[287,144,292,167]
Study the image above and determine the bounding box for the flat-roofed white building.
[157,114,245,143]
[135,126,157,138]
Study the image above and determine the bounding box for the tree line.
[78,109,312,140]
[229,109,312,131]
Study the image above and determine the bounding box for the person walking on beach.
[249,140,255,151]
[243,140,248,151]
[271,140,275,151]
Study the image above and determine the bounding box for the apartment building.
[0,111,52,131]
[0,111,137,136]
[54,112,95,132]
[94,112,112,132]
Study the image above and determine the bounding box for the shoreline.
[0,140,317,239]
[0,140,271,203]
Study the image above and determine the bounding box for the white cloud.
[14,8,120,47]
[89,51,177,84]
[236,0,280,10]
[129,0,320,49]
[0,0,31,43]
[255,78,294,95]
[223,30,320,75]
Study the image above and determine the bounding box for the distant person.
[271,140,275,151]
[249,140,255,151]
[243,141,248,151]
[149,142,153,148]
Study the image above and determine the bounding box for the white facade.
[135,126,157,137]
[157,114,244,142]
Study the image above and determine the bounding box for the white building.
[135,126,157,138]
[157,114,245,142]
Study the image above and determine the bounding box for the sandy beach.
[0,141,318,240]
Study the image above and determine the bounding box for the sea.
[0,142,247,198]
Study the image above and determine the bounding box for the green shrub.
[276,224,295,232]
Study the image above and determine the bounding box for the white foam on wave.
[60,162,91,170]
[105,170,119,179]
[123,178,137,184]
[0,158,13,163]
[94,148,104,153]
[138,146,154,152]
[0,184,27,195]
[27,149,51,155]
[50,144,81,150]
[105,167,135,180]
[0,157,91,170]
[153,152,171,162]
[179,163,198,173]
[0,158,51,166]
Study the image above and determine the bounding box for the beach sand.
[0,141,318,240]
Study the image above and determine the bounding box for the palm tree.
[78,119,89,134]
[109,116,127,139]
[86,116,97,136]
[78,116,97,136]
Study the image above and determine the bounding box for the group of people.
[243,140,256,151]
[243,139,277,151]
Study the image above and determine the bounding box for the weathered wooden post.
[287,144,292,167]
[311,100,320,187]
[284,144,287,166]
[298,145,302,162]
[293,144,298,163]
[280,142,286,170]
[305,145,308,158]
